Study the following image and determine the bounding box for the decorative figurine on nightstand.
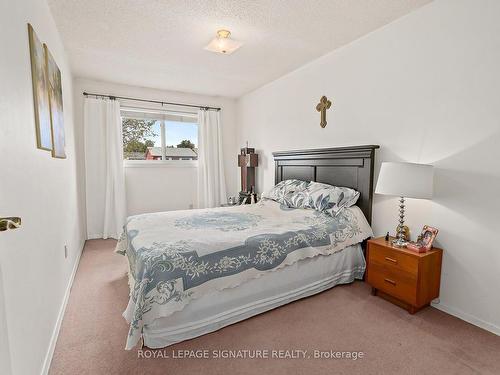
[238,143,258,204]
[250,186,257,204]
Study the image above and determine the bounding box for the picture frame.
[27,23,66,158]
[28,23,52,151]
[44,43,66,159]
[418,225,439,251]
[407,225,439,253]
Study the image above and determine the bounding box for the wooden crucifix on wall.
[316,95,332,128]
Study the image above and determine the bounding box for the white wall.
[73,78,239,218]
[0,0,85,374]
[124,162,197,215]
[237,0,500,334]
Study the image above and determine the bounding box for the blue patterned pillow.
[302,182,360,216]
[262,179,309,204]
[282,190,308,208]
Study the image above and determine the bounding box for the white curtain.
[84,97,126,239]
[197,109,226,208]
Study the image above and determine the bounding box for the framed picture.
[28,24,52,151]
[418,225,439,251]
[44,44,66,159]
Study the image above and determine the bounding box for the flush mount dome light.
[204,29,242,55]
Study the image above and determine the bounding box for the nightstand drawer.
[368,244,418,276]
[367,263,417,305]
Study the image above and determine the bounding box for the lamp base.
[393,196,408,247]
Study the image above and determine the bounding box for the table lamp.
[375,162,434,247]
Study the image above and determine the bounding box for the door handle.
[0,217,21,231]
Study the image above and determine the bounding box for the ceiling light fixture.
[204,29,242,55]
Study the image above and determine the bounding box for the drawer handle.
[384,278,397,286]
[385,256,398,264]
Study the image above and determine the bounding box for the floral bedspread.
[116,199,373,349]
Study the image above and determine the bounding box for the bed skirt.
[142,243,365,348]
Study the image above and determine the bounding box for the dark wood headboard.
[273,145,379,224]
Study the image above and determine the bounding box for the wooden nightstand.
[366,236,443,314]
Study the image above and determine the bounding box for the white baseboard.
[432,301,500,336]
[40,240,85,375]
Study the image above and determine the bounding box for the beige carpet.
[49,239,500,375]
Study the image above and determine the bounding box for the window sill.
[124,160,198,168]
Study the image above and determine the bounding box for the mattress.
[143,243,365,348]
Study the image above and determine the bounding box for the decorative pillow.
[262,179,309,204]
[282,190,308,208]
[303,182,360,216]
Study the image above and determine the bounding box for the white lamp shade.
[375,162,434,199]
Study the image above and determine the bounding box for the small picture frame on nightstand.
[420,225,439,250]
[408,225,439,252]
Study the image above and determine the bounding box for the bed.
[116,145,379,349]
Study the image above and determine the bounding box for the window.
[121,109,198,161]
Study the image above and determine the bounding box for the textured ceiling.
[48,0,432,97]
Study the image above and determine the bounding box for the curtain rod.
[83,92,221,111]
